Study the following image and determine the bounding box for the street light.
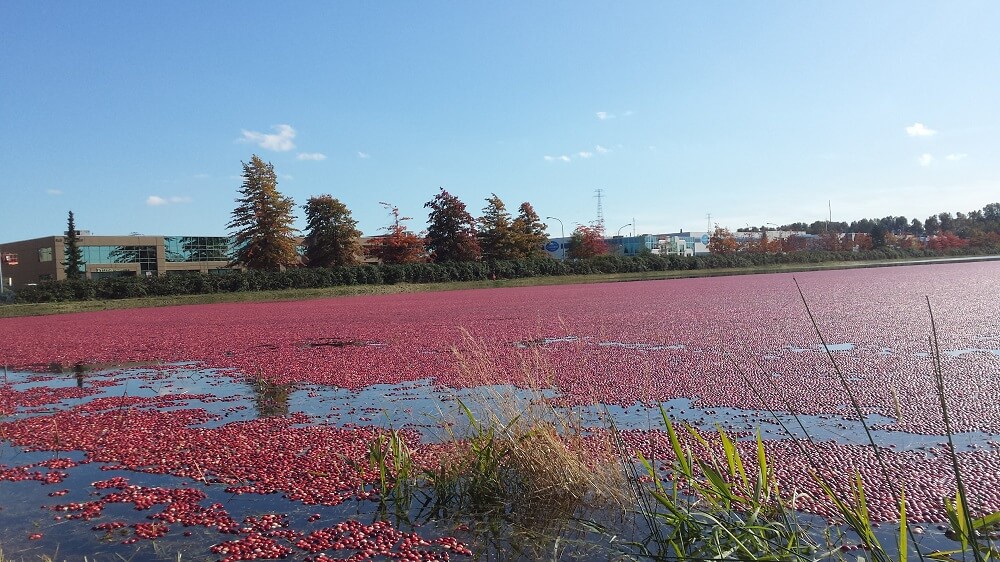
[617,223,632,237]
[545,216,564,239]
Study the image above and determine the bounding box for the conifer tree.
[227,155,299,271]
[62,210,84,279]
[424,188,480,262]
[302,195,362,267]
[477,194,516,261]
[510,202,548,258]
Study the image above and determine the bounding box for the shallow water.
[2,362,996,560]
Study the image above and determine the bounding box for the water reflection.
[248,376,293,418]
[74,363,85,388]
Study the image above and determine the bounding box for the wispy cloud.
[918,153,934,167]
[147,195,192,206]
[945,153,968,161]
[45,188,63,196]
[596,111,614,120]
[239,124,297,151]
[357,151,371,159]
[906,123,936,137]
[595,145,609,154]
[544,155,571,162]
[296,152,327,161]
[577,151,593,159]
[192,173,211,179]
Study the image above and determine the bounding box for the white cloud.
[622,110,634,117]
[578,151,593,159]
[192,173,210,179]
[595,145,609,154]
[239,124,297,151]
[596,111,614,120]
[905,123,936,137]
[946,153,968,161]
[544,155,571,162]
[45,188,63,196]
[918,153,934,167]
[296,152,327,161]
[147,195,191,206]
[357,151,371,159]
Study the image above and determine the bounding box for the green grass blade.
[899,486,907,562]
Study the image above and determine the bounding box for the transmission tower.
[594,188,605,233]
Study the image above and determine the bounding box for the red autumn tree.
[367,202,425,264]
[567,224,608,259]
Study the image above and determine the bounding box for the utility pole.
[706,213,712,233]
[594,188,605,233]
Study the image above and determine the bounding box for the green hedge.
[11,247,998,304]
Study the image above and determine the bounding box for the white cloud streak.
[544,155,571,162]
[945,153,968,161]
[906,123,937,137]
[239,124,297,151]
[357,151,371,159]
[578,151,593,159]
[596,111,614,120]
[918,153,934,167]
[147,195,192,206]
[45,188,63,195]
[595,145,609,153]
[296,152,327,161]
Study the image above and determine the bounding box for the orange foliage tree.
[708,226,740,255]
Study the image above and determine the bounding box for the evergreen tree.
[227,155,299,271]
[510,202,548,258]
[302,195,362,267]
[424,188,480,262]
[477,194,516,261]
[62,210,84,279]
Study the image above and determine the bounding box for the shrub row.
[10,246,995,303]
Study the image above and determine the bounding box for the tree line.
[716,202,1000,256]
[230,155,556,271]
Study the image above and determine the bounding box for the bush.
[13,246,992,304]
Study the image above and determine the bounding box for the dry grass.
[442,335,628,518]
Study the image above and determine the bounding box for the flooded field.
[2,261,1000,559]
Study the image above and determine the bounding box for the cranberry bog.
[1,261,999,560]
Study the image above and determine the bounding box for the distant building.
[659,232,711,256]
[0,234,237,289]
[541,231,712,260]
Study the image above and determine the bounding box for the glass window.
[38,247,53,262]
[164,236,231,262]
[80,245,158,273]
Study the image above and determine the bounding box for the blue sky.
[3,1,999,240]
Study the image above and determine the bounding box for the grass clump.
[608,408,829,561]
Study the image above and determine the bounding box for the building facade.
[0,235,236,289]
